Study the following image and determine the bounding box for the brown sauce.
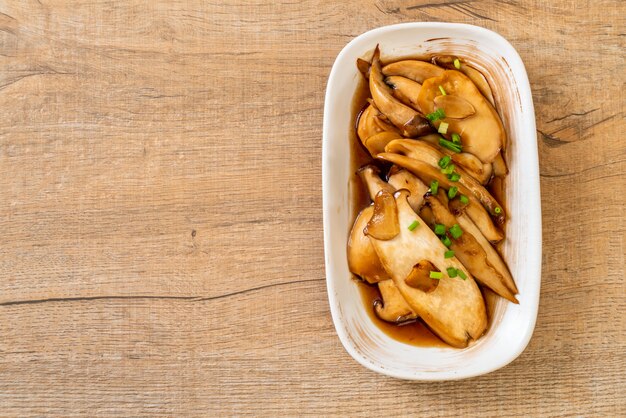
[348,56,509,347]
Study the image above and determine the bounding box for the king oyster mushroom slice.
[417,70,505,163]
[375,279,418,323]
[417,134,493,184]
[382,59,445,83]
[377,152,504,243]
[425,193,518,303]
[356,103,399,144]
[387,167,429,212]
[367,189,487,348]
[431,55,496,106]
[456,212,518,294]
[358,165,395,200]
[369,47,431,137]
[384,138,505,219]
[363,131,403,157]
[384,76,422,112]
[348,206,390,284]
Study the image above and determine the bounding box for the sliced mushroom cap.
[347,206,390,284]
[417,70,504,163]
[377,152,504,243]
[384,138,505,220]
[374,279,418,323]
[364,189,400,241]
[382,59,444,83]
[404,260,439,293]
[385,76,422,111]
[425,193,518,302]
[368,189,487,348]
[369,47,431,137]
[431,55,496,106]
[433,95,476,119]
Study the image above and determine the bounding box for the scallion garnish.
[441,235,452,247]
[438,121,449,134]
[454,58,461,69]
[457,269,467,280]
[451,133,461,144]
[426,108,446,122]
[439,138,462,153]
[430,271,443,279]
[460,194,469,204]
[448,172,460,182]
[447,267,458,277]
[438,155,451,169]
[430,180,439,195]
[495,207,502,214]
[448,186,458,198]
[441,164,455,175]
[444,250,455,259]
[449,223,463,239]
[438,85,447,96]
[408,220,419,231]
[434,224,446,236]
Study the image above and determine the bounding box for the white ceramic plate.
[322,23,541,380]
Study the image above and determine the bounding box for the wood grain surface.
[0,0,624,416]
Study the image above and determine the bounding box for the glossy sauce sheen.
[349,60,506,347]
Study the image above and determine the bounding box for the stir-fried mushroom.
[358,165,395,200]
[357,103,399,143]
[417,70,505,163]
[387,167,429,212]
[374,279,418,323]
[382,60,444,83]
[384,76,422,111]
[377,152,504,242]
[348,206,390,284]
[369,47,431,137]
[367,190,487,348]
[431,55,496,106]
[362,131,403,156]
[384,138,505,219]
[424,193,518,302]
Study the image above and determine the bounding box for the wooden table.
[1,1,624,416]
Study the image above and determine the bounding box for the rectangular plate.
[322,23,542,380]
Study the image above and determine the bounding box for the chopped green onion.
[448,172,460,182]
[438,155,451,169]
[457,269,467,280]
[438,85,447,96]
[495,207,502,214]
[451,133,461,144]
[430,180,439,195]
[441,163,455,175]
[441,235,452,247]
[449,223,463,239]
[448,186,458,199]
[439,138,462,153]
[460,194,469,204]
[408,220,419,231]
[438,122,449,134]
[430,271,443,279]
[454,58,461,69]
[447,267,458,277]
[426,108,446,122]
[434,224,446,236]
[444,250,455,259]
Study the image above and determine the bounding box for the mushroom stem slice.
[369,47,431,137]
[364,190,400,241]
[385,75,422,111]
[431,55,496,106]
[433,95,476,119]
[387,168,429,212]
[375,279,418,323]
[362,131,403,157]
[377,152,504,243]
[382,60,445,83]
[425,193,518,303]
[348,206,390,284]
[369,190,487,348]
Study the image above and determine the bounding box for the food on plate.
[347,46,517,348]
